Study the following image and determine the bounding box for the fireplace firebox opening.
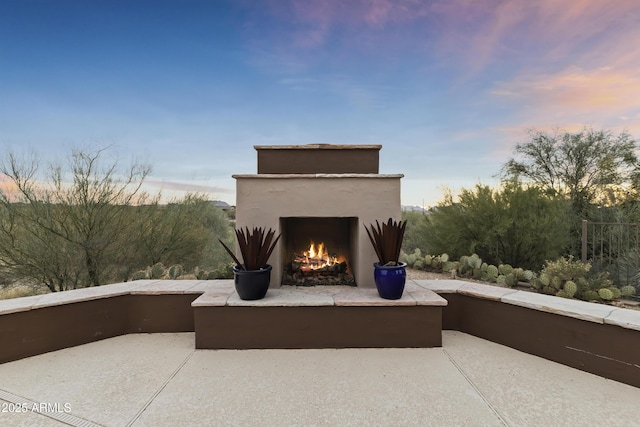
[280,217,358,286]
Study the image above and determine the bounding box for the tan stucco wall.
[234,174,403,288]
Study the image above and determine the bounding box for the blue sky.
[2,0,640,207]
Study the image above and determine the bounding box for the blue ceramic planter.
[373,262,407,300]
[233,265,271,300]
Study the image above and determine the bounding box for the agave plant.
[364,218,407,266]
[219,227,281,271]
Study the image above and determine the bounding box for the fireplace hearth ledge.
[193,284,446,349]
[194,285,447,307]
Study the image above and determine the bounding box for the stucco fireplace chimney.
[233,144,403,288]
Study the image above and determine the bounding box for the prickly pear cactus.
[611,287,622,299]
[414,260,424,270]
[414,248,422,257]
[151,263,166,279]
[550,276,562,290]
[505,273,516,287]
[431,256,441,268]
[621,285,636,296]
[499,264,514,276]
[486,265,499,279]
[468,254,482,269]
[440,253,449,263]
[168,264,183,280]
[522,270,534,282]
[458,256,469,273]
[424,255,433,266]
[442,261,454,272]
[407,254,417,267]
[556,290,570,298]
[563,280,577,297]
[513,268,524,280]
[584,290,600,301]
[496,275,506,285]
[538,273,550,287]
[598,288,613,301]
[131,270,149,281]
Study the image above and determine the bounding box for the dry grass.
[0,281,51,300]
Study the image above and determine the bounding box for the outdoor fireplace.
[233,144,402,288]
[281,217,356,286]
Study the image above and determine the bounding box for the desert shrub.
[401,211,430,254]
[424,180,571,271]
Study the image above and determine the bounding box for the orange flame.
[301,241,340,270]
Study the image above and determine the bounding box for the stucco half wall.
[233,174,403,288]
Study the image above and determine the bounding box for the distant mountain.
[401,205,427,213]
[209,200,234,209]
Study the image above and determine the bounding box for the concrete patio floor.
[1,331,639,427]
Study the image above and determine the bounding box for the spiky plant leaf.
[219,227,280,270]
[364,218,407,265]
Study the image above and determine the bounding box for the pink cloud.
[491,65,640,134]
[247,0,432,52]
[488,63,640,159]
[144,179,233,195]
[246,0,640,76]
[286,0,429,28]
[0,174,18,200]
[421,0,640,73]
[492,66,640,112]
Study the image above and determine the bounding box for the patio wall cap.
[413,280,465,293]
[187,280,235,293]
[191,292,231,307]
[0,294,45,315]
[3,279,639,333]
[130,280,213,295]
[604,308,640,331]
[31,282,139,309]
[501,291,616,324]
[408,289,449,306]
[458,282,519,301]
[0,281,152,314]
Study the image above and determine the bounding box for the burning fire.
[300,241,340,270]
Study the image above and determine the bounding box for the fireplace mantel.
[232,174,404,179]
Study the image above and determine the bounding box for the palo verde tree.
[0,147,152,291]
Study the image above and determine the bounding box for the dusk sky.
[2,1,640,207]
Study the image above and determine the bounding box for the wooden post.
[581,220,588,263]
